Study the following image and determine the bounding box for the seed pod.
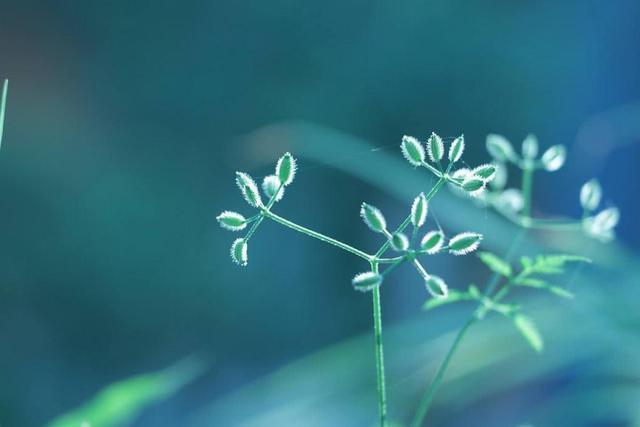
[425,275,448,298]
[497,189,524,213]
[262,175,285,202]
[420,230,445,254]
[236,172,263,207]
[489,162,507,190]
[401,135,425,166]
[592,207,619,232]
[448,135,465,163]
[580,179,601,211]
[276,152,297,186]
[472,164,497,182]
[448,232,482,255]
[461,176,486,197]
[411,192,428,228]
[390,232,409,251]
[360,203,387,233]
[427,132,444,163]
[541,145,566,171]
[522,134,539,159]
[486,134,517,162]
[217,211,247,231]
[230,238,248,266]
[352,271,383,292]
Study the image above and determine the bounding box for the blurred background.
[0,1,639,426]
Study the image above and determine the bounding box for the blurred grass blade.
[0,79,8,150]
[47,357,204,427]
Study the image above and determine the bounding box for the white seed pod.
[448,232,482,255]
[276,152,297,186]
[522,134,539,159]
[580,179,602,212]
[461,176,486,197]
[541,145,566,171]
[448,135,465,163]
[426,132,444,163]
[486,134,517,162]
[390,232,409,252]
[262,175,285,202]
[217,211,247,231]
[420,230,445,254]
[410,192,428,228]
[592,207,620,232]
[230,238,248,266]
[401,135,425,167]
[360,203,387,233]
[488,162,507,190]
[472,163,497,182]
[352,271,383,292]
[425,275,448,298]
[236,172,263,208]
[496,188,524,213]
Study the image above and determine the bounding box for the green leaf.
[46,357,204,427]
[478,251,512,277]
[518,278,575,299]
[523,254,591,275]
[513,314,544,352]
[423,289,471,311]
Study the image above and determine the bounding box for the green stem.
[521,163,534,218]
[371,261,387,426]
[0,79,8,150]
[410,317,476,427]
[264,210,373,262]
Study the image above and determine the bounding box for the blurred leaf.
[0,79,8,150]
[47,357,204,427]
[513,314,544,353]
[423,289,472,311]
[524,254,591,275]
[518,278,575,299]
[478,251,512,277]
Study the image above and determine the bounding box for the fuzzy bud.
[236,172,263,208]
[401,135,425,166]
[360,203,387,233]
[390,232,409,252]
[410,192,428,228]
[352,271,383,292]
[420,230,445,254]
[472,164,497,182]
[448,232,482,255]
[217,211,247,231]
[262,175,285,202]
[427,132,444,163]
[276,152,297,186]
[425,275,448,298]
[230,238,248,266]
[448,135,465,163]
[541,145,566,171]
[580,179,602,212]
[522,134,539,159]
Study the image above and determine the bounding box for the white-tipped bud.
[360,203,387,233]
[489,162,507,190]
[461,176,486,197]
[496,189,524,213]
[486,134,517,162]
[236,172,263,208]
[390,232,409,252]
[541,145,566,171]
[420,230,445,254]
[580,179,602,211]
[401,135,425,166]
[352,271,383,292]
[276,152,297,186]
[217,211,247,231]
[448,232,482,255]
[230,238,248,266]
[425,275,448,298]
[262,175,285,202]
[522,134,539,159]
[411,192,428,228]
[584,207,619,242]
[472,163,497,182]
[427,132,444,163]
[448,135,465,163]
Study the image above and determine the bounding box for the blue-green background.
[0,1,638,426]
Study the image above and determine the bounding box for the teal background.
[0,1,639,426]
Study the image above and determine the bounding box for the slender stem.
[521,163,534,218]
[0,79,8,150]
[371,262,387,426]
[410,317,476,427]
[264,210,373,262]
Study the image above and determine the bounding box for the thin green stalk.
[0,79,8,150]
[521,163,534,218]
[410,229,526,427]
[264,210,373,261]
[371,262,387,426]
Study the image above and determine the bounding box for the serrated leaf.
[478,252,512,277]
[513,314,544,352]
